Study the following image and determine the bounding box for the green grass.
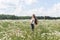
[0,20,60,40]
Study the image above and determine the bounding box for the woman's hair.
[32,14,38,25]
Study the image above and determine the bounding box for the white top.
[30,18,35,24]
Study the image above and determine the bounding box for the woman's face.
[32,14,35,18]
[32,15,34,18]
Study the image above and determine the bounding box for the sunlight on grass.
[0,20,60,40]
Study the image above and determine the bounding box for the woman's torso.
[31,18,35,24]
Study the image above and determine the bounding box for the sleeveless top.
[31,18,35,24]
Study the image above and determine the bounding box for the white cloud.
[24,0,38,5]
[20,3,60,17]
[0,0,20,15]
[46,3,60,17]
[12,0,38,16]
[0,0,38,15]
[0,0,60,17]
[18,7,45,16]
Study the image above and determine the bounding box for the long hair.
[32,14,38,25]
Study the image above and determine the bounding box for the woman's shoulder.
[32,18,35,20]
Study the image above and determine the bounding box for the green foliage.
[0,14,60,19]
[0,20,60,40]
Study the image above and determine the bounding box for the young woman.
[30,14,38,31]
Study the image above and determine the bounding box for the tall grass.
[0,20,60,40]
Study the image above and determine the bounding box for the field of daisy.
[0,20,60,40]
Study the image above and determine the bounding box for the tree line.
[0,14,60,20]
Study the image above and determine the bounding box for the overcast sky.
[0,0,60,17]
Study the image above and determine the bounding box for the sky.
[0,0,60,17]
